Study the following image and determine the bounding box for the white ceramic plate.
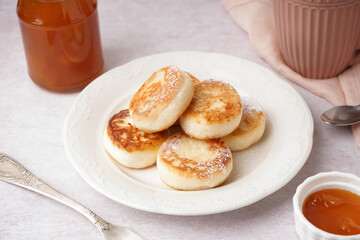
[63,51,313,215]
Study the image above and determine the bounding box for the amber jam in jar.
[302,189,360,236]
[17,0,104,92]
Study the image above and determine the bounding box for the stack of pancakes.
[103,65,266,191]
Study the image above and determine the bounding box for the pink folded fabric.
[221,0,360,148]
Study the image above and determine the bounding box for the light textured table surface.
[1,0,360,239]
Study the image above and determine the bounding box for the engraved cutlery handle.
[0,153,109,232]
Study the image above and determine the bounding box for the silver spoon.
[321,104,360,126]
[0,153,144,240]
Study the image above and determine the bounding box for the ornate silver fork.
[0,153,144,240]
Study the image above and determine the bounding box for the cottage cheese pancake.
[222,97,265,151]
[180,79,242,139]
[104,109,169,168]
[157,132,233,190]
[129,66,194,133]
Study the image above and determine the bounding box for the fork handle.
[0,153,109,232]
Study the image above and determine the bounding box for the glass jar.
[17,0,104,92]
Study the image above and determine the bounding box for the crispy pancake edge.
[106,109,168,153]
[158,132,232,179]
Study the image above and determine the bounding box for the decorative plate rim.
[63,51,314,215]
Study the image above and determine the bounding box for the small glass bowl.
[293,171,360,240]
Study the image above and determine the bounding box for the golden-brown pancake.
[179,79,242,139]
[129,65,194,133]
[157,132,233,190]
[103,109,169,168]
[222,97,266,151]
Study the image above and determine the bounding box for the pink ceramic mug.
[273,0,360,79]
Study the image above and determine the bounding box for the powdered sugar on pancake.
[242,96,264,114]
